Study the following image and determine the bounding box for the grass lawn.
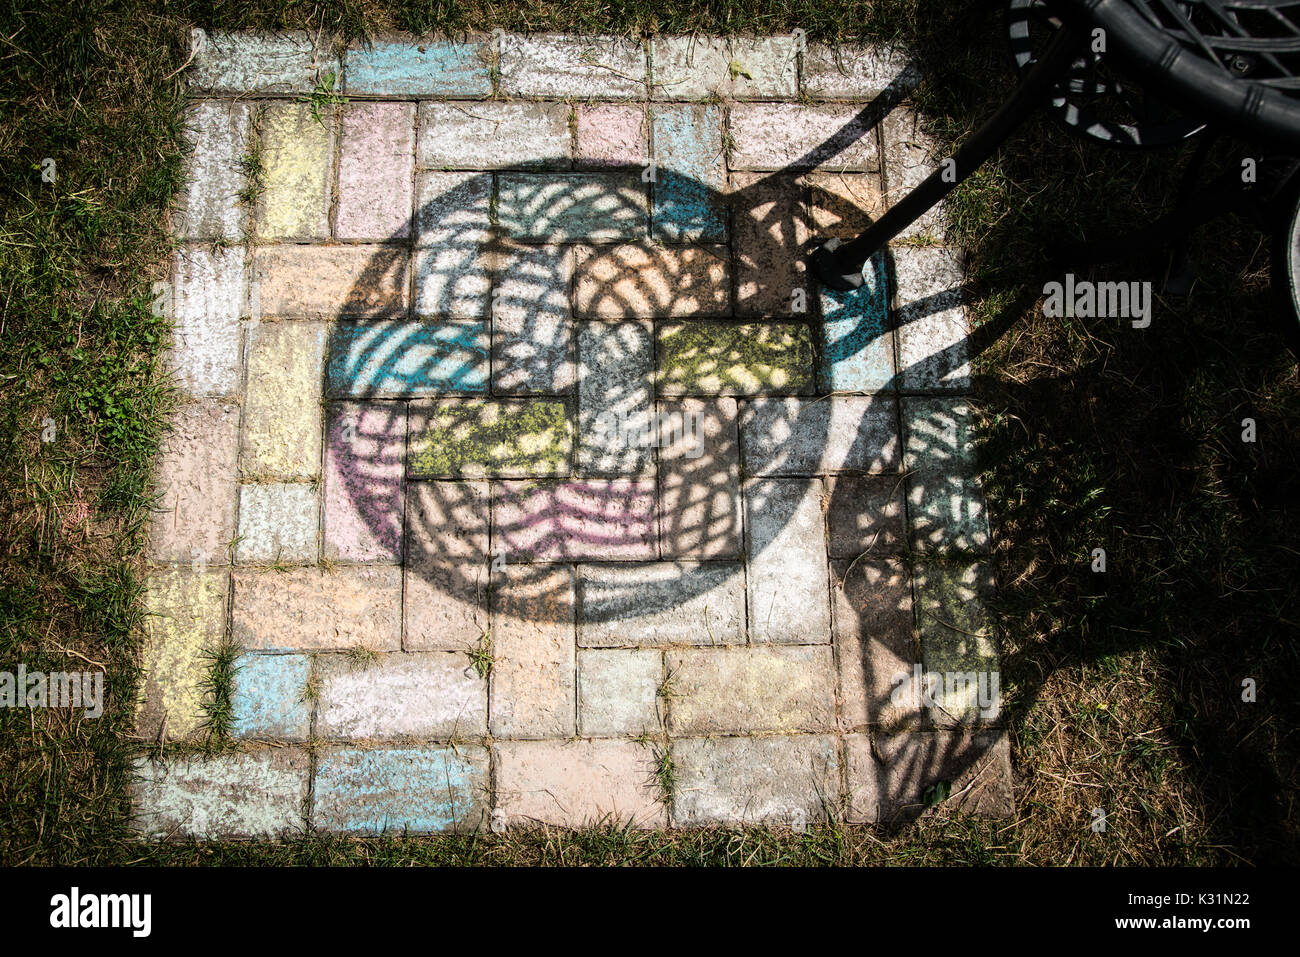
[1,0,1296,865]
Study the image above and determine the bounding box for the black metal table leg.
[810,23,1088,290]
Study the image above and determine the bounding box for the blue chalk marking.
[326,319,489,397]
[344,41,491,97]
[231,654,313,739]
[819,252,894,391]
[652,105,727,242]
[313,747,486,833]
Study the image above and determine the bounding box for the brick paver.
[336,102,416,241]
[148,400,240,565]
[671,735,841,826]
[495,739,666,827]
[664,646,837,734]
[256,103,333,241]
[232,566,402,652]
[652,104,727,242]
[577,561,746,646]
[730,104,880,171]
[343,38,491,97]
[139,32,1008,835]
[313,745,489,833]
[190,30,331,94]
[316,652,487,740]
[174,101,251,240]
[801,44,920,101]
[240,321,326,480]
[138,567,227,742]
[417,102,570,169]
[132,750,308,838]
[169,246,246,396]
[651,36,797,100]
[231,654,312,740]
[499,35,647,98]
[657,321,814,395]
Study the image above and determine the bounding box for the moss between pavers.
[657,321,814,394]
[409,400,572,477]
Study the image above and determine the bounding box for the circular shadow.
[329,162,896,627]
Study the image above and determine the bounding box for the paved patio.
[134,30,1012,837]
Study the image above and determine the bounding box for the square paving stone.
[313,745,490,833]
[414,245,492,320]
[416,171,492,246]
[132,750,309,838]
[324,402,407,563]
[405,480,489,562]
[403,562,488,653]
[576,104,648,169]
[863,731,1013,820]
[825,473,907,556]
[498,173,648,243]
[230,653,312,740]
[316,652,487,740]
[806,171,887,241]
[343,38,491,97]
[657,322,814,395]
[577,562,745,647]
[495,740,667,828]
[578,649,663,736]
[408,399,572,478]
[236,483,319,563]
[671,735,841,826]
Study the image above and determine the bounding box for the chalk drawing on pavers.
[142,36,1011,834]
